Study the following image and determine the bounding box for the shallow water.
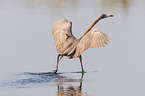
[0,72,88,96]
[0,0,145,96]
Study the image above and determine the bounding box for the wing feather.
[52,18,76,53]
[102,35,108,44]
[75,28,111,56]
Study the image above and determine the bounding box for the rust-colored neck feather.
[79,15,103,40]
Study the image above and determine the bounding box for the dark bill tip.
[110,15,114,17]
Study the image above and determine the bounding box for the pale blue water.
[0,0,145,96]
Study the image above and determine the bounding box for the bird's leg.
[53,54,63,73]
[78,55,85,73]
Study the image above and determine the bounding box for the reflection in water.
[26,0,130,14]
[121,0,129,14]
[0,0,130,14]
[101,0,129,14]
[56,73,84,96]
[0,72,86,96]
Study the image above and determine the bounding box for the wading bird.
[52,14,113,73]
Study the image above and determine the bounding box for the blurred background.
[0,0,145,96]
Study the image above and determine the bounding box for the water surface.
[0,0,145,96]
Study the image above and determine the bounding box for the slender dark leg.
[53,54,63,73]
[78,55,85,73]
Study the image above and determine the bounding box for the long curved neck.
[79,15,103,40]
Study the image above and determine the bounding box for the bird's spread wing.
[52,18,76,53]
[75,28,111,56]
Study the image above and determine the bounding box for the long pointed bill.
[106,15,114,17]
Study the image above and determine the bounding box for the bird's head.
[101,14,114,19]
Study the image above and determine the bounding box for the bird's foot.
[82,71,86,73]
[52,70,57,73]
